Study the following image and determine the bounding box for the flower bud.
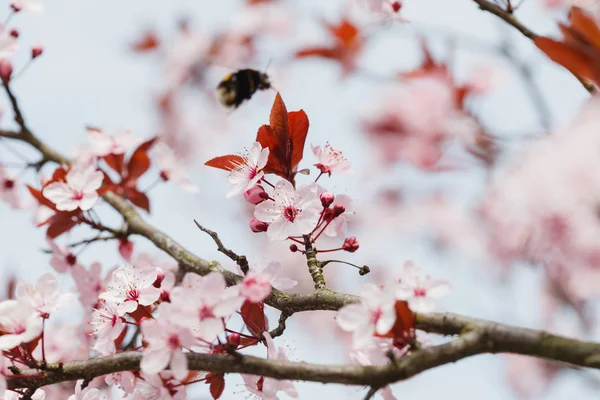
[249,217,268,233]
[289,244,298,252]
[10,29,18,38]
[0,60,13,84]
[322,207,334,222]
[320,192,334,208]
[342,236,359,252]
[10,3,22,12]
[159,170,169,182]
[227,332,241,349]
[31,45,43,59]
[391,1,402,12]
[332,204,345,217]
[244,185,267,205]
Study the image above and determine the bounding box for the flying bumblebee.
[216,69,271,109]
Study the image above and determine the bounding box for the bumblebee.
[216,69,271,109]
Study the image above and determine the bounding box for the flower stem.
[303,235,326,289]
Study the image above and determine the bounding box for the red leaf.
[570,7,600,48]
[46,216,79,238]
[50,167,67,184]
[132,31,160,52]
[207,373,225,399]
[126,189,150,212]
[126,137,157,182]
[534,37,596,82]
[104,153,125,175]
[255,93,309,183]
[240,301,268,338]
[288,110,309,168]
[26,185,56,210]
[205,155,245,171]
[391,300,415,346]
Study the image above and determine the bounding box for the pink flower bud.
[249,217,269,233]
[0,60,13,84]
[342,236,359,253]
[10,3,22,12]
[289,244,298,252]
[227,333,241,349]
[159,170,169,182]
[244,185,267,205]
[10,29,18,38]
[333,204,346,217]
[31,45,43,59]
[320,192,334,208]
[118,237,133,261]
[322,207,334,222]
[391,1,402,12]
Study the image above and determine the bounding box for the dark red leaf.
[126,137,158,182]
[288,110,309,168]
[269,92,289,140]
[46,216,79,238]
[240,301,268,338]
[104,153,125,175]
[207,373,225,399]
[535,37,597,82]
[126,189,150,212]
[26,185,56,210]
[570,7,600,48]
[50,167,67,184]
[205,155,245,171]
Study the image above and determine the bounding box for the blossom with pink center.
[87,127,141,157]
[68,379,100,400]
[254,180,321,241]
[15,273,75,317]
[227,142,269,198]
[170,272,245,342]
[105,371,136,395]
[336,284,396,349]
[132,373,186,400]
[153,142,199,193]
[241,332,298,399]
[98,266,161,315]
[47,238,81,273]
[312,142,351,176]
[89,300,124,355]
[395,261,450,313]
[140,310,195,380]
[238,262,297,303]
[0,165,23,209]
[0,300,43,350]
[42,165,104,211]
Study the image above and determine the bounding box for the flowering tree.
[1,0,600,399]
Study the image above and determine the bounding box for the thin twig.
[3,84,29,133]
[268,312,291,339]
[193,220,249,274]
[363,386,379,400]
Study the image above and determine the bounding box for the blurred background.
[0,0,598,398]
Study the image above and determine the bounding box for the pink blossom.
[227,142,269,198]
[153,142,199,193]
[242,332,298,399]
[132,373,185,400]
[10,0,43,13]
[89,300,124,355]
[336,284,396,349]
[3,389,46,400]
[254,180,321,240]
[239,262,297,303]
[395,261,450,313]
[15,273,75,317]
[42,165,104,211]
[0,165,23,209]
[105,371,136,395]
[87,128,141,157]
[68,379,100,400]
[170,272,244,342]
[0,300,43,350]
[98,266,161,315]
[73,262,112,309]
[312,142,351,176]
[47,238,81,273]
[140,312,194,380]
